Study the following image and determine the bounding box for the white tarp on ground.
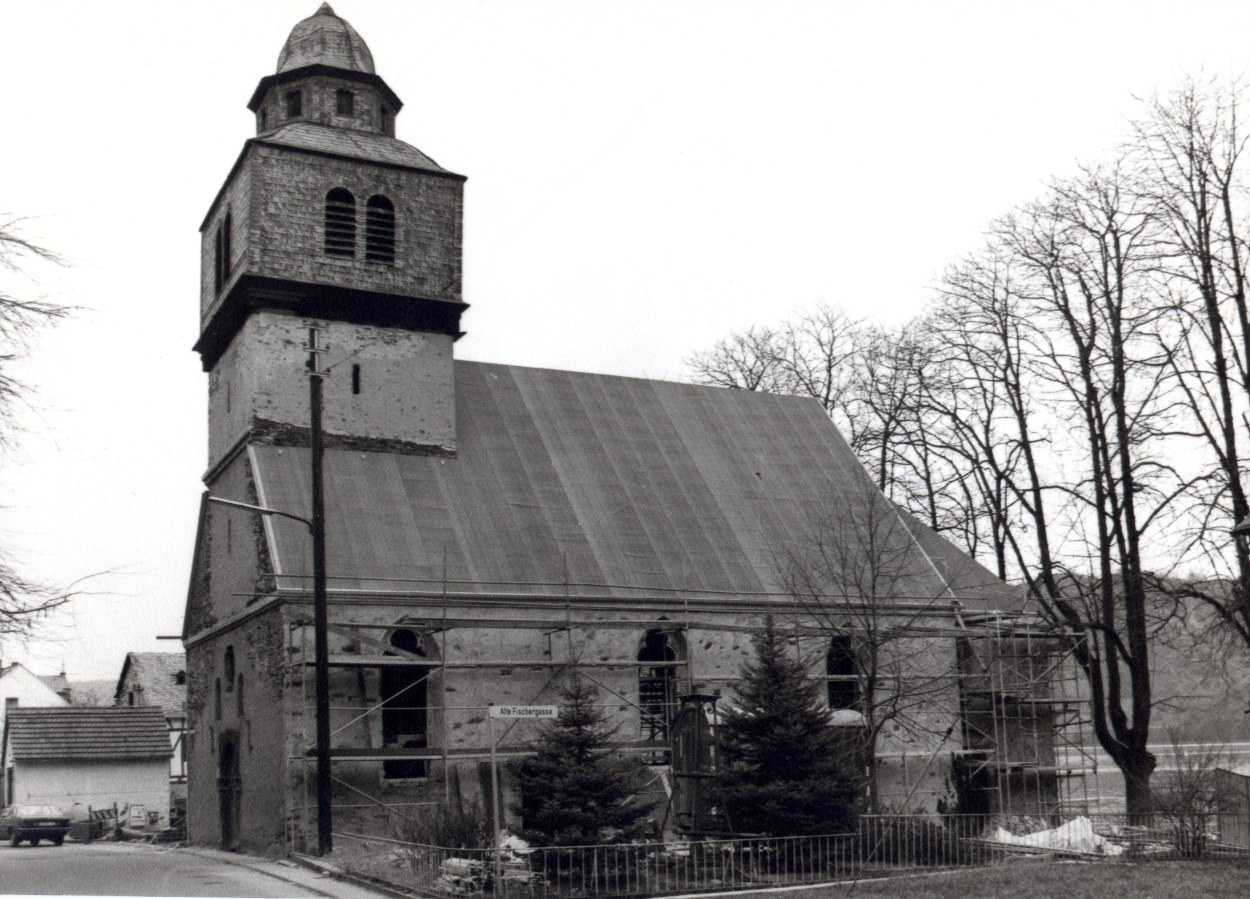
[991,816,1124,856]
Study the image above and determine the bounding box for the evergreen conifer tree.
[514,673,653,846]
[720,616,863,835]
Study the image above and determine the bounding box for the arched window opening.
[365,195,395,263]
[214,209,232,293]
[827,636,859,711]
[638,630,680,765]
[324,188,356,257]
[127,691,135,707]
[176,671,186,686]
[382,628,429,779]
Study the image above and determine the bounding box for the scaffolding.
[953,612,1095,818]
[277,591,1096,850]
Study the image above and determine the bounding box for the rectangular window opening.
[285,90,303,118]
[336,89,354,116]
[351,363,361,395]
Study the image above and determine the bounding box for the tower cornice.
[248,64,403,115]
[193,274,466,371]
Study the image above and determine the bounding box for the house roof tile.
[5,707,171,762]
[114,652,186,718]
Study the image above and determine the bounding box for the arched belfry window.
[638,630,681,764]
[213,209,232,293]
[365,195,395,263]
[324,189,356,257]
[381,627,430,779]
[827,636,859,711]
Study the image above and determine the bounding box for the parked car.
[0,805,71,847]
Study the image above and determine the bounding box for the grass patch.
[753,859,1250,898]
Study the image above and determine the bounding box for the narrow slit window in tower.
[365,195,395,263]
[351,363,361,395]
[324,189,356,257]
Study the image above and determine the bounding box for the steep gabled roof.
[242,361,1018,610]
[5,707,171,762]
[114,652,186,719]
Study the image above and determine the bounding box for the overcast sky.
[4,0,1250,681]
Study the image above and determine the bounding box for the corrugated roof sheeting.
[251,362,1017,606]
[7,707,172,762]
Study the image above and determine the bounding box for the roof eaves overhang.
[248,64,403,113]
[193,274,467,370]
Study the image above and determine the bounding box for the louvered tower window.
[365,195,396,263]
[324,188,356,257]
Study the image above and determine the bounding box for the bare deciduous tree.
[0,216,76,645]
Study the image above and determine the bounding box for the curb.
[292,853,420,899]
[174,845,344,898]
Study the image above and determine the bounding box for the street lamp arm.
[207,495,312,531]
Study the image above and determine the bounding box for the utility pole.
[308,326,332,856]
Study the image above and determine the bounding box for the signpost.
[487,705,558,887]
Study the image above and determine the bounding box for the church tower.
[195,3,466,481]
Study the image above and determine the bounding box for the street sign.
[489,705,558,719]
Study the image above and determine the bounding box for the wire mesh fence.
[331,811,1250,898]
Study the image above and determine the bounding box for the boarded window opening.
[324,188,356,257]
[365,195,395,263]
[382,628,429,779]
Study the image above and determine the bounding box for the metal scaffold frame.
[273,579,1095,850]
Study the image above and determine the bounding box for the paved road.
[0,841,372,897]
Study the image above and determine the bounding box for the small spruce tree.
[513,673,653,846]
[720,616,863,835]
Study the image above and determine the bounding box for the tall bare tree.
[0,217,76,644]
[778,487,964,813]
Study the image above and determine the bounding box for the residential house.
[114,652,188,793]
[0,661,68,747]
[2,706,171,826]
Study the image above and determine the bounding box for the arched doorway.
[217,731,240,851]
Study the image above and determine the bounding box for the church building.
[182,5,1070,855]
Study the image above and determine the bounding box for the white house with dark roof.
[0,661,68,747]
[181,5,1057,856]
[114,652,188,792]
[2,707,171,826]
